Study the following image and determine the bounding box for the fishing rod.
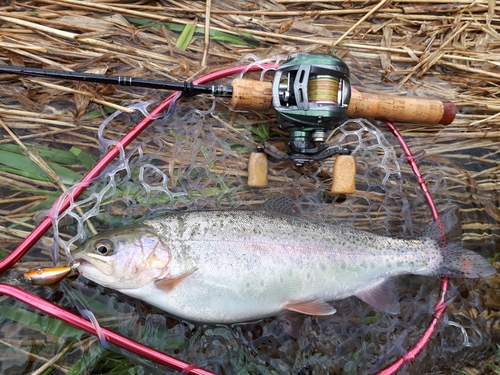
[0,53,457,193]
[0,64,233,98]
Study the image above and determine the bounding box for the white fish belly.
[133,211,432,322]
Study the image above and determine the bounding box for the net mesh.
[9,94,496,374]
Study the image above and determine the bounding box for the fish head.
[71,224,171,289]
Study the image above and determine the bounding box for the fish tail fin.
[419,207,496,279]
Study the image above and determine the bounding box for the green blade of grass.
[209,29,259,47]
[0,165,52,182]
[82,106,116,120]
[47,163,82,185]
[2,305,85,338]
[0,143,80,165]
[15,188,70,196]
[70,147,97,170]
[27,195,58,212]
[126,17,258,47]
[176,22,196,50]
[0,149,82,185]
[66,342,110,375]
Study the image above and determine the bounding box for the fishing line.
[308,76,340,104]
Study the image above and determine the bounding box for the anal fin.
[355,278,400,314]
[154,267,197,291]
[284,299,336,316]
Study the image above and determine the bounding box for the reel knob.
[248,148,269,188]
[331,154,356,195]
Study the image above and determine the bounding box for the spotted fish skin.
[72,207,496,323]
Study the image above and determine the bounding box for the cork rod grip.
[230,79,456,125]
[230,78,273,111]
[348,91,456,125]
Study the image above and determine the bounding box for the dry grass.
[0,0,499,373]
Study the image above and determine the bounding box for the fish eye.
[94,239,113,255]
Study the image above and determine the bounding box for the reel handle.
[247,148,269,188]
[331,155,356,195]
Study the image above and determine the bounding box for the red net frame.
[0,64,448,375]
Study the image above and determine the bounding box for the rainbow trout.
[72,197,496,323]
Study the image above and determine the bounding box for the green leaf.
[124,17,155,27]
[209,29,257,47]
[247,123,272,142]
[48,163,83,185]
[0,165,50,182]
[66,342,110,375]
[125,18,258,47]
[0,149,82,185]
[485,363,500,375]
[231,30,261,46]
[0,143,80,165]
[176,23,196,50]
[15,188,66,196]
[2,305,85,338]
[450,369,472,375]
[169,129,185,142]
[27,195,58,212]
[70,147,97,170]
[81,106,117,120]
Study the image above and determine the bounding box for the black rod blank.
[0,65,232,97]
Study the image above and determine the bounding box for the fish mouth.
[72,257,91,267]
[72,253,114,276]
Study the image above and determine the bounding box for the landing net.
[32,94,494,374]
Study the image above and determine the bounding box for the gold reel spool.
[308,76,340,104]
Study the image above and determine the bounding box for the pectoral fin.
[284,299,336,316]
[154,267,197,291]
[355,278,401,314]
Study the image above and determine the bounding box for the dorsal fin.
[259,195,296,216]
